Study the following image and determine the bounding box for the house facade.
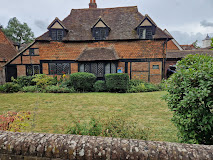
[0,28,17,84]
[5,1,171,83]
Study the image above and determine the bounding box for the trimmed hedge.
[94,80,107,92]
[68,72,96,92]
[105,73,129,92]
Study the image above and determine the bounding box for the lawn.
[0,91,178,142]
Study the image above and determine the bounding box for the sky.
[0,0,213,46]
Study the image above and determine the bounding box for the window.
[139,27,152,39]
[153,65,159,69]
[26,65,40,76]
[29,49,35,55]
[51,30,64,41]
[49,63,70,75]
[93,28,108,40]
[79,62,116,77]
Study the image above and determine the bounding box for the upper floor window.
[92,18,110,40]
[51,30,64,41]
[29,48,39,56]
[139,27,153,39]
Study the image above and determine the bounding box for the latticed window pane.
[56,63,63,75]
[79,64,84,72]
[57,30,63,41]
[146,29,152,39]
[85,63,90,73]
[63,63,70,74]
[95,30,101,40]
[91,63,97,76]
[27,66,33,76]
[33,65,40,75]
[97,62,104,77]
[51,30,57,40]
[105,63,110,74]
[100,29,106,40]
[49,63,56,75]
[111,63,116,73]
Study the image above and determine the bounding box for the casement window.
[138,27,153,39]
[93,28,108,40]
[26,65,40,76]
[153,65,159,69]
[79,62,117,77]
[29,48,39,56]
[51,30,64,41]
[49,63,70,75]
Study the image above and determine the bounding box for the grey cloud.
[200,20,213,27]
[34,20,49,30]
[170,31,213,46]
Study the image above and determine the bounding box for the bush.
[164,54,213,144]
[1,83,21,93]
[0,85,4,92]
[12,76,35,87]
[68,72,96,92]
[66,115,149,140]
[45,85,75,93]
[22,86,39,92]
[32,74,54,88]
[105,73,129,92]
[94,80,107,92]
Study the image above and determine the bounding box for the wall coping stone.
[0,131,212,160]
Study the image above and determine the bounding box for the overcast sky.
[1,0,213,46]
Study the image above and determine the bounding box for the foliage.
[66,115,149,140]
[105,73,129,92]
[164,54,213,144]
[12,76,35,87]
[94,80,107,92]
[0,83,20,93]
[32,74,54,88]
[211,38,213,47]
[2,17,34,44]
[68,72,96,92]
[0,111,31,132]
[22,86,39,93]
[45,85,75,93]
[128,79,161,93]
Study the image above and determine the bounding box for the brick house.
[5,0,172,83]
[0,28,17,84]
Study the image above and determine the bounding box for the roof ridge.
[71,6,138,10]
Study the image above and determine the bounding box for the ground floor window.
[79,62,117,78]
[49,63,70,75]
[26,65,40,76]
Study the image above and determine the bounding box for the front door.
[6,65,17,82]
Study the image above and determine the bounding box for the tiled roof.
[76,47,119,61]
[37,6,171,41]
[166,50,213,59]
[0,29,17,61]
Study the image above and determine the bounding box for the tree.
[211,38,213,47]
[3,17,34,44]
[165,54,213,144]
[192,40,200,48]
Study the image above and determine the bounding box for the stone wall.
[0,131,212,160]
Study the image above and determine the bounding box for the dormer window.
[47,17,67,41]
[51,29,64,41]
[136,15,157,40]
[92,18,110,40]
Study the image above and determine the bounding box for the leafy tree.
[164,54,213,144]
[2,17,34,44]
[211,38,213,47]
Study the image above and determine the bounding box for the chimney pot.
[89,0,97,8]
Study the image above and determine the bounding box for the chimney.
[89,0,97,9]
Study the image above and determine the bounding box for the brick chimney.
[89,0,97,8]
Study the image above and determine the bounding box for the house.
[5,0,172,83]
[0,28,17,84]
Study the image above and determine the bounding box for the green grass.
[0,91,178,142]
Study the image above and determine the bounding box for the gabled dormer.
[136,14,157,40]
[48,17,67,41]
[91,18,110,40]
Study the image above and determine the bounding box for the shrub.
[32,74,54,88]
[0,111,31,132]
[164,54,213,144]
[1,83,21,93]
[94,80,107,92]
[12,76,35,87]
[68,72,96,92]
[0,85,4,92]
[22,86,39,92]
[66,115,149,140]
[45,85,75,93]
[105,73,129,92]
